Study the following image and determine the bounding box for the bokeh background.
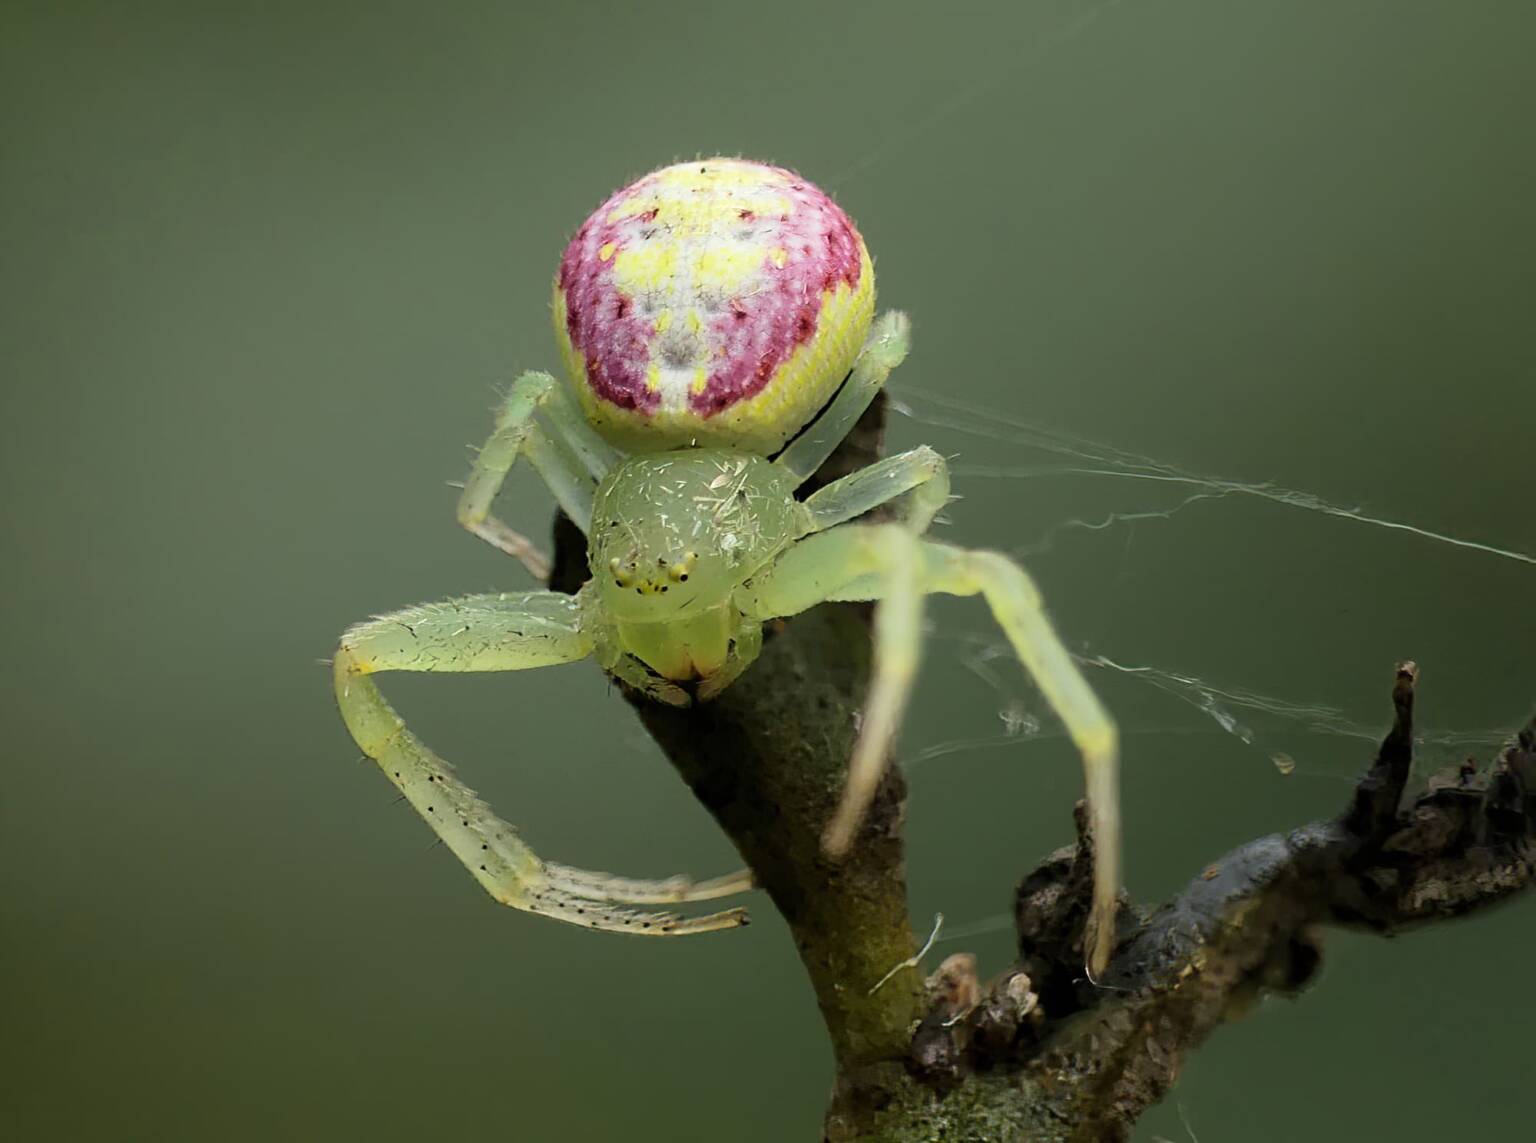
[4,2,1533,1139]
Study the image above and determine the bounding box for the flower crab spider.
[334,159,1121,973]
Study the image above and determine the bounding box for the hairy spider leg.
[741,527,1120,976]
[775,311,912,485]
[334,590,751,935]
[592,633,693,707]
[457,370,621,580]
[738,524,923,862]
[800,445,951,534]
[537,377,623,481]
[761,447,957,846]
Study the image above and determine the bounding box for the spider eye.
[667,551,699,583]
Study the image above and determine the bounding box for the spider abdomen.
[554,158,875,454]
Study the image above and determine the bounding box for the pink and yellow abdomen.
[553,158,875,454]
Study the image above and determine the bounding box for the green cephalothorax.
[335,160,1123,976]
[588,451,803,627]
[586,450,802,684]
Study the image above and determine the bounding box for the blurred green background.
[4,2,1532,1139]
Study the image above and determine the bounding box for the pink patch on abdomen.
[558,222,659,412]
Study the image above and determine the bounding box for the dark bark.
[884,663,1535,1140]
[550,412,1536,1141]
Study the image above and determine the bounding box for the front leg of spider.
[334,593,749,934]
[334,592,750,933]
[740,527,1121,976]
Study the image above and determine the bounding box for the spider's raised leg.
[738,525,926,856]
[775,311,911,485]
[801,445,950,535]
[457,371,621,580]
[334,591,751,935]
[741,527,1119,975]
[921,544,1120,976]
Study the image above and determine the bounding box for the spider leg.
[536,377,622,482]
[922,545,1120,977]
[457,371,620,580]
[741,527,1120,975]
[774,311,911,485]
[738,525,925,857]
[334,591,751,935]
[800,445,950,535]
[594,640,691,707]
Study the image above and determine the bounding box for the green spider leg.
[740,526,1120,976]
[801,444,951,534]
[774,311,912,485]
[334,590,751,935]
[456,371,622,580]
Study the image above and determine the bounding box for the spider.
[334,158,1122,973]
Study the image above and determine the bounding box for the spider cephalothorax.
[588,451,800,622]
[334,159,1123,973]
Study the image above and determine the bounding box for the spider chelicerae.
[334,158,1120,973]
